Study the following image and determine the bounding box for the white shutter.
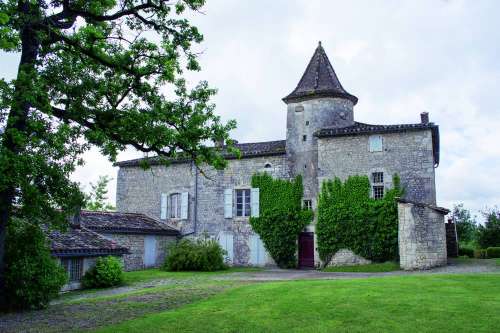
[251,188,260,217]
[224,189,233,218]
[180,192,189,219]
[218,232,233,264]
[160,193,167,219]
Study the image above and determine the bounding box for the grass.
[497,259,500,266]
[96,274,500,333]
[123,267,262,285]
[322,261,400,272]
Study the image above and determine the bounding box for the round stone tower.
[283,42,358,205]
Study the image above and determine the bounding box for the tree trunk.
[0,1,40,309]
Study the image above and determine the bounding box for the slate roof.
[49,226,129,257]
[115,140,286,167]
[316,122,440,166]
[80,210,180,235]
[283,42,358,104]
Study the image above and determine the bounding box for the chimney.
[420,112,429,124]
[72,206,81,228]
[214,139,224,148]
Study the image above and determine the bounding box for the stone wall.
[101,233,176,271]
[327,249,371,267]
[116,154,288,266]
[317,130,436,205]
[398,200,448,270]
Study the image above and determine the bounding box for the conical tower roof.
[283,42,358,104]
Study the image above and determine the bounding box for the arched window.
[264,163,272,169]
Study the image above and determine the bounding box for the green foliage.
[0,0,237,302]
[82,256,124,289]
[5,218,67,310]
[317,175,403,264]
[452,204,478,245]
[163,238,227,272]
[84,175,115,211]
[458,246,474,258]
[486,247,500,259]
[250,173,313,268]
[473,249,487,259]
[477,209,500,248]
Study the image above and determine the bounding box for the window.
[373,186,384,200]
[61,258,83,282]
[371,172,384,199]
[264,163,272,169]
[372,172,384,184]
[303,200,312,210]
[295,105,304,112]
[235,189,251,217]
[303,135,307,141]
[369,135,383,152]
[305,121,310,126]
[169,193,181,218]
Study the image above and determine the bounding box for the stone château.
[115,42,443,268]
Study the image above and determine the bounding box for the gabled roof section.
[80,210,180,235]
[49,226,129,257]
[115,140,286,167]
[283,42,358,104]
[316,122,440,166]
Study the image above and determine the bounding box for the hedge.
[486,247,500,258]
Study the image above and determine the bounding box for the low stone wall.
[327,249,371,267]
[398,199,449,270]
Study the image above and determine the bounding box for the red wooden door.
[298,232,314,268]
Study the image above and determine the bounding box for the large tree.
[0,0,235,306]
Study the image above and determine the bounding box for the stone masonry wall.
[398,201,448,270]
[101,233,176,271]
[116,154,289,266]
[317,130,436,205]
[327,249,371,267]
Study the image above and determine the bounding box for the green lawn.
[322,261,400,272]
[123,267,262,285]
[96,274,500,333]
[497,259,500,266]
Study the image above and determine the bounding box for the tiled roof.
[49,226,129,257]
[283,42,358,104]
[316,122,440,166]
[115,140,286,167]
[80,210,180,235]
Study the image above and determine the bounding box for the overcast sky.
[2,0,500,218]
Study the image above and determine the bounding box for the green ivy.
[250,173,313,268]
[317,175,403,265]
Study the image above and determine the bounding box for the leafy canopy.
[84,175,115,211]
[0,0,236,226]
[451,203,478,245]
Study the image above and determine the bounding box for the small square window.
[373,186,384,200]
[369,135,383,152]
[305,121,310,126]
[303,200,312,210]
[372,172,384,184]
[303,135,307,141]
[62,258,83,282]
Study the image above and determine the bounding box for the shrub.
[163,238,227,271]
[5,218,68,310]
[82,256,124,288]
[250,174,313,268]
[458,246,474,258]
[477,209,500,248]
[317,175,403,264]
[486,247,500,258]
[473,249,487,259]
